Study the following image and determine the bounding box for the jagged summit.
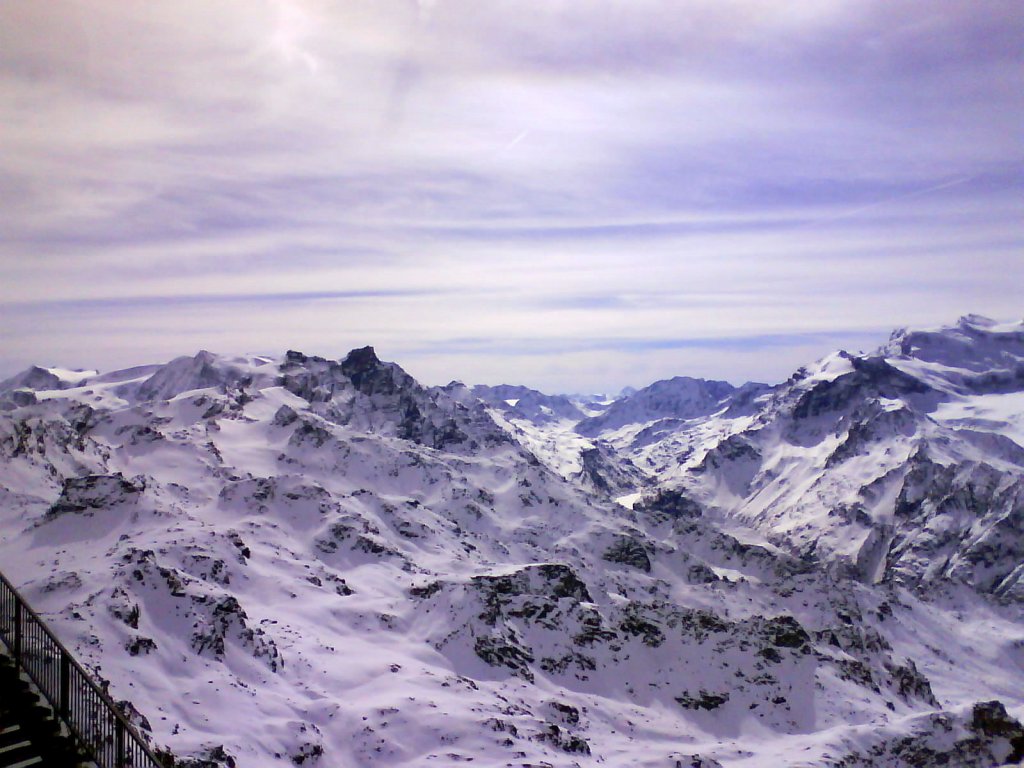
[340,345,385,393]
[342,344,380,366]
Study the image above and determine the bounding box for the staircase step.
[5,757,44,768]
[0,736,30,752]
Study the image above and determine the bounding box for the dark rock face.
[602,536,653,572]
[618,604,665,647]
[1,403,96,462]
[792,355,933,422]
[272,405,298,427]
[314,517,403,562]
[767,615,810,648]
[888,661,938,706]
[635,488,703,518]
[48,473,143,517]
[126,636,158,656]
[173,744,238,768]
[546,700,580,726]
[117,548,282,673]
[279,351,348,403]
[720,381,774,417]
[825,403,918,468]
[474,634,535,681]
[533,722,590,754]
[472,563,593,607]
[971,701,1024,751]
[576,444,648,496]
[579,447,612,493]
[341,346,392,397]
[693,433,761,473]
[885,451,1024,597]
[671,755,724,768]
[409,580,443,599]
[962,363,1024,395]
[832,699,1024,767]
[192,596,281,671]
[675,690,729,710]
[412,564,602,682]
[689,432,763,496]
[279,347,491,450]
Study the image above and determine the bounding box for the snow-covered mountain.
[471,384,589,425]
[2,318,1024,768]
[574,376,740,437]
[637,316,1024,601]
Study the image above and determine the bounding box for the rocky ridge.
[0,318,1023,767]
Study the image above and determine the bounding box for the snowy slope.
[643,317,1024,603]
[1,327,1024,767]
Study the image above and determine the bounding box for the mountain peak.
[957,313,999,330]
[0,365,99,395]
[341,345,380,377]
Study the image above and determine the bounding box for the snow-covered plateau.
[2,315,1024,767]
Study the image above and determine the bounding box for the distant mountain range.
[2,315,1023,768]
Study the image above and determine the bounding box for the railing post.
[13,600,22,661]
[116,717,126,768]
[60,649,71,719]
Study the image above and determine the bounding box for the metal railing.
[0,569,169,768]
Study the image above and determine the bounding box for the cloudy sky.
[1,1,1021,392]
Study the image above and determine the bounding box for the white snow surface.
[2,325,1024,768]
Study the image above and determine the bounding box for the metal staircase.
[0,651,86,767]
[0,571,168,768]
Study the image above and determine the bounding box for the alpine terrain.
[2,315,1024,768]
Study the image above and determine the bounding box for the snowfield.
[2,317,1024,767]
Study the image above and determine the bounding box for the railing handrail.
[0,568,168,768]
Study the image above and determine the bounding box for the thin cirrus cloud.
[0,0,1021,391]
